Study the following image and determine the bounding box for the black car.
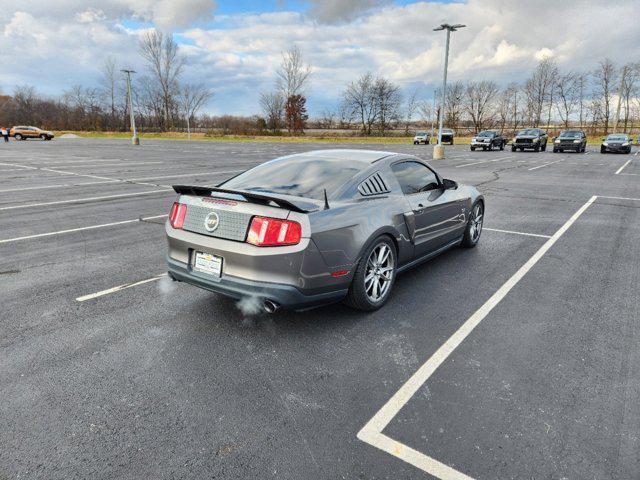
[601,133,632,154]
[512,128,548,152]
[552,130,587,153]
[470,131,506,151]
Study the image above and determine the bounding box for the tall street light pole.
[121,69,139,145]
[432,23,465,159]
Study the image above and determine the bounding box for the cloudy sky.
[1,0,638,116]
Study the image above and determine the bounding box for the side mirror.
[442,178,458,190]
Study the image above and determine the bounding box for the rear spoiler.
[172,185,321,213]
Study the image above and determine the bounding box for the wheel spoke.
[377,245,388,264]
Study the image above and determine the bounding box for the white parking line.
[0,188,171,211]
[357,196,598,480]
[483,227,551,239]
[0,215,167,244]
[528,159,563,171]
[0,170,243,194]
[619,172,637,176]
[598,195,640,202]
[48,162,164,169]
[76,274,167,302]
[455,155,514,168]
[614,159,632,175]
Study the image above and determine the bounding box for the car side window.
[391,161,439,195]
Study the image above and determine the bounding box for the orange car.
[10,126,54,141]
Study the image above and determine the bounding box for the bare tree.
[465,80,498,133]
[259,91,285,133]
[443,81,465,132]
[179,84,214,139]
[100,56,119,129]
[403,88,419,134]
[575,73,588,128]
[593,58,617,134]
[555,72,580,128]
[615,63,639,132]
[139,30,185,129]
[372,77,401,135]
[496,83,519,134]
[342,72,377,134]
[524,58,558,127]
[276,46,311,98]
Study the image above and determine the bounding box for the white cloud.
[1,0,639,115]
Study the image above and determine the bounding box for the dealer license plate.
[193,252,222,277]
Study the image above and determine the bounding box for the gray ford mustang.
[165,150,484,312]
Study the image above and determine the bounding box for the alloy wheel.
[364,243,394,302]
[469,203,484,242]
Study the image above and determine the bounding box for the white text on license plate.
[194,252,222,277]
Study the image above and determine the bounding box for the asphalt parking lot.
[1,138,639,479]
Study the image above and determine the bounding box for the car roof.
[280,149,397,164]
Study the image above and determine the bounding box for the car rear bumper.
[167,256,347,311]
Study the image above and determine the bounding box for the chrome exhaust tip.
[263,299,280,314]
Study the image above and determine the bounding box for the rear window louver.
[358,172,391,196]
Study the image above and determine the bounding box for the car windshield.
[416,132,426,136]
[221,155,370,200]
[560,131,582,138]
[519,129,539,136]
[606,135,628,141]
[442,129,453,134]
[477,131,493,137]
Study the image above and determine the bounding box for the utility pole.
[432,23,465,160]
[121,69,139,145]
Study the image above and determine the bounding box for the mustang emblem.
[204,211,220,232]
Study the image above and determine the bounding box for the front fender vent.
[358,172,391,196]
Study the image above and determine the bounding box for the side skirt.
[396,237,463,275]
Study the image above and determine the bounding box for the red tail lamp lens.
[247,216,301,246]
[169,202,187,229]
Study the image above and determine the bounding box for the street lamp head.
[433,23,466,31]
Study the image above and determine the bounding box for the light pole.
[121,69,139,145]
[433,23,465,159]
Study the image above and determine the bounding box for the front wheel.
[511,145,516,152]
[470,146,475,151]
[499,142,504,151]
[601,146,606,154]
[462,202,483,248]
[14,134,22,140]
[344,237,397,311]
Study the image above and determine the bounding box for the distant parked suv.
[511,128,547,152]
[413,131,431,145]
[439,128,454,145]
[470,130,506,151]
[600,133,632,154]
[552,130,587,153]
[10,126,54,141]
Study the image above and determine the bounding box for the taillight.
[169,202,187,229]
[246,216,301,246]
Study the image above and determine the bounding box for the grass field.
[54,130,632,145]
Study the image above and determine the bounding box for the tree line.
[1,35,638,137]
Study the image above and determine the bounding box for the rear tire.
[511,145,516,152]
[344,236,397,312]
[462,202,483,248]
[499,142,504,151]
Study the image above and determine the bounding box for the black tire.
[14,134,22,140]
[534,145,540,152]
[541,142,547,152]
[601,146,606,154]
[499,142,504,151]
[40,134,47,140]
[413,141,418,145]
[511,145,516,152]
[470,146,475,151]
[344,236,397,312]
[461,201,484,248]
[520,147,524,151]
[553,148,558,153]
